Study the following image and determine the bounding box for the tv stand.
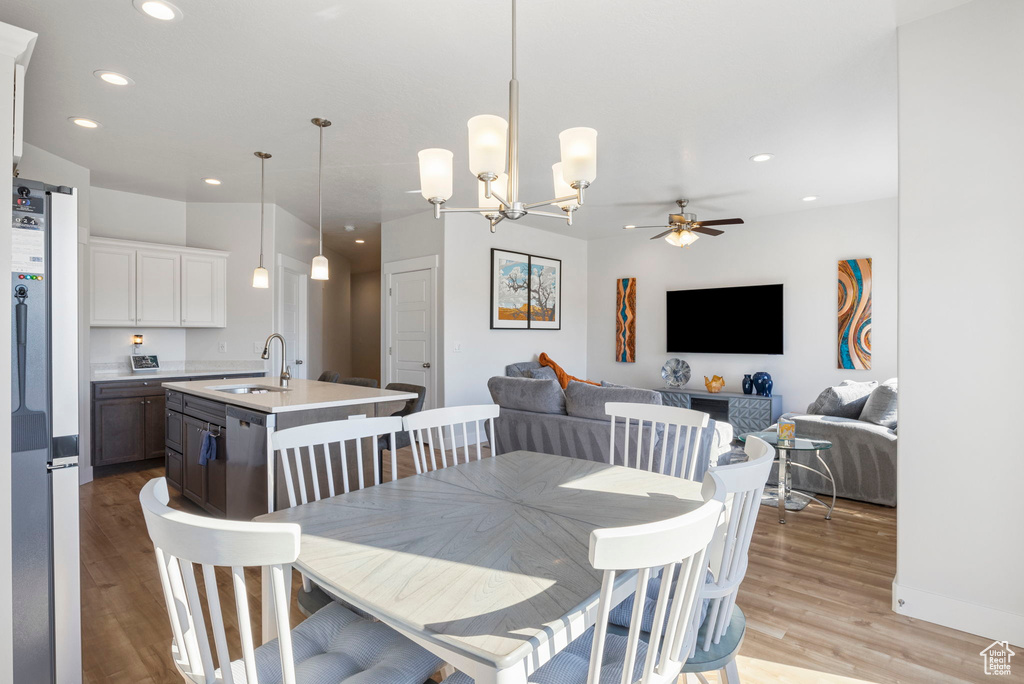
[656,387,783,437]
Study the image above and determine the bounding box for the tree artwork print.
[528,255,561,330]
[490,250,562,330]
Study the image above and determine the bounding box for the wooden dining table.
[256,450,705,684]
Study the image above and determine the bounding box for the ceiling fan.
[623,199,744,248]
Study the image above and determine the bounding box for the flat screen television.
[666,284,783,354]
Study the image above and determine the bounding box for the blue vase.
[752,372,773,397]
[742,375,753,395]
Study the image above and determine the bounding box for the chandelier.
[416,0,597,232]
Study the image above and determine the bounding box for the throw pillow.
[859,378,898,428]
[527,366,559,381]
[806,380,878,418]
[539,352,600,389]
[486,376,566,415]
[564,380,662,421]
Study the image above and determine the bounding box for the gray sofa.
[488,362,730,480]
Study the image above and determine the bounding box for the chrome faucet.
[261,333,291,387]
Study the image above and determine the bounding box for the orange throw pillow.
[539,352,600,390]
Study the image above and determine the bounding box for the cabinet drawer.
[166,390,183,412]
[165,448,183,491]
[183,395,227,425]
[94,378,185,399]
[166,409,184,452]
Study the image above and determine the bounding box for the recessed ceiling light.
[202,178,222,185]
[69,117,101,128]
[355,239,365,244]
[133,0,183,22]
[344,225,356,232]
[94,70,135,86]
[802,196,818,202]
[749,153,774,162]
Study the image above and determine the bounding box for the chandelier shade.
[418,148,454,201]
[559,127,598,185]
[468,115,508,178]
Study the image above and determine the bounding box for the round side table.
[738,431,835,524]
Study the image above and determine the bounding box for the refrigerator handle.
[48,190,79,442]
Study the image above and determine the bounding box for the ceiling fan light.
[418,148,454,201]
[252,266,269,289]
[558,127,598,184]
[665,230,699,248]
[311,254,329,281]
[467,115,508,178]
[551,163,579,209]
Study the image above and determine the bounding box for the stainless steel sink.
[210,384,292,395]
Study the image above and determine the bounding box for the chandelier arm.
[489,215,505,233]
[523,195,577,210]
[439,206,496,214]
[489,189,511,207]
[525,209,572,220]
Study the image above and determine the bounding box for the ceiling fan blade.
[695,218,744,227]
[622,225,670,230]
[690,226,725,236]
[650,229,676,240]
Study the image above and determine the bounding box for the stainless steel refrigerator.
[10,178,81,683]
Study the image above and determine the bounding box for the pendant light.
[310,117,331,280]
[252,151,271,288]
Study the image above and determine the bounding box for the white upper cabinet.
[181,254,226,328]
[136,250,181,326]
[89,238,227,328]
[90,243,137,326]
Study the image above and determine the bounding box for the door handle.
[422,362,431,368]
[295,360,304,365]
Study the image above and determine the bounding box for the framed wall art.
[490,249,562,330]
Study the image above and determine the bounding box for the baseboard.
[892,580,1024,647]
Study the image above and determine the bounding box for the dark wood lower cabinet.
[93,397,146,466]
[144,395,166,460]
[165,448,183,490]
[180,413,227,516]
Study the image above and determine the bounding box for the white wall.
[895,0,1024,645]
[442,214,589,407]
[90,187,185,244]
[587,198,898,413]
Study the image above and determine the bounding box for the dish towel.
[198,430,217,466]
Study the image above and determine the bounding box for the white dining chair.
[138,477,442,684]
[404,404,499,473]
[606,402,711,481]
[681,434,775,684]
[271,415,404,508]
[271,416,404,601]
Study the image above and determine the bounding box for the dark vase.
[752,372,773,397]
[742,375,754,395]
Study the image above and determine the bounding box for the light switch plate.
[218,342,227,353]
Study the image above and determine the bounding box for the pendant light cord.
[259,155,265,268]
[318,123,324,255]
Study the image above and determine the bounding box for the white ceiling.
[4,0,906,246]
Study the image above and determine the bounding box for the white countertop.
[92,368,265,383]
[162,377,416,414]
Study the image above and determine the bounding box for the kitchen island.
[162,377,416,520]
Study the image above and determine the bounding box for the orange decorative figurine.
[704,375,726,393]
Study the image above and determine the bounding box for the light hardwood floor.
[81,449,992,684]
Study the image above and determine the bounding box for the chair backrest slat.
[694,435,775,653]
[583,483,724,684]
[270,416,405,509]
[201,563,234,684]
[606,402,709,481]
[140,478,301,684]
[403,404,500,473]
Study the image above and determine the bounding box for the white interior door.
[276,256,308,380]
[386,267,435,407]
